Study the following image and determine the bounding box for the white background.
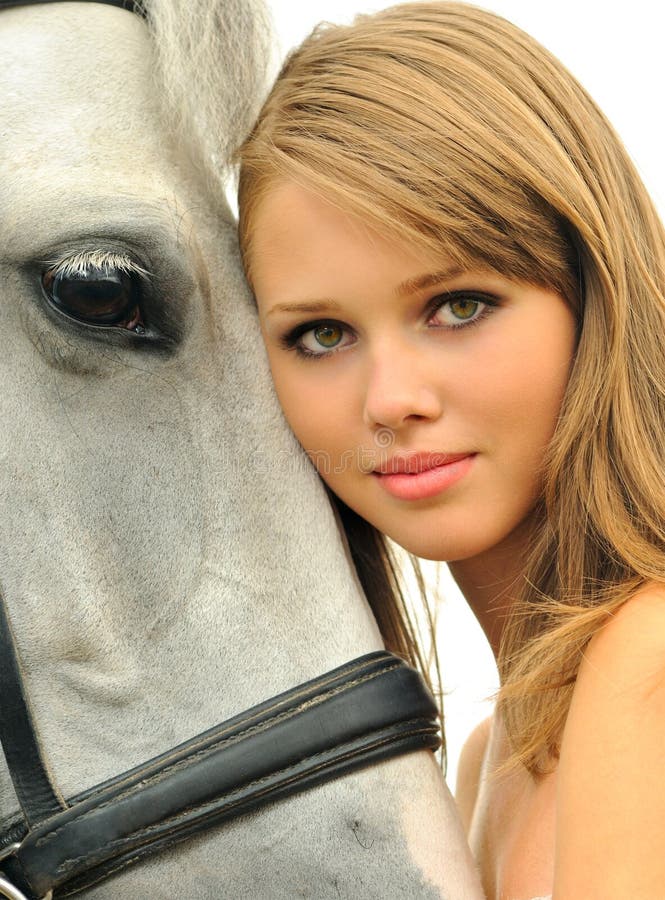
[265,0,665,790]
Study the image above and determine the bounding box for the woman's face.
[249,181,577,563]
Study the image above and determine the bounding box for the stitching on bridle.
[56,720,437,882]
[31,664,402,848]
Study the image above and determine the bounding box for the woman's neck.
[448,518,535,660]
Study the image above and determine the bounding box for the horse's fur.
[0,2,483,896]
[144,0,274,186]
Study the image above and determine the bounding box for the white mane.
[143,0,273,185]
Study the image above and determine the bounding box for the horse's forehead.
[0,4,170,184]
[0,3,214,269]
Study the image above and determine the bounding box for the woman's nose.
[362,344,443,431]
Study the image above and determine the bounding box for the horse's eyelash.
[42,250,151,280]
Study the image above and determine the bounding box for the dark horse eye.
[42,264,144,330]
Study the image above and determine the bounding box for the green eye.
[314,324,343,348]
[285,319,355,357]
[449,298,480,320]
[428,291,496,330]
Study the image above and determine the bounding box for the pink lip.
[373,452,475,501]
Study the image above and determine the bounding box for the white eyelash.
[42,249,150,280]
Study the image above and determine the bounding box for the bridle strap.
[0,0,144,15]
[1,651,439,899]
[0,599,66,828]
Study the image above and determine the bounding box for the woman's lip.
[372,453,476,501]
[373,451,471,475]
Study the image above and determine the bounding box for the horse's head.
[0,3,484,896]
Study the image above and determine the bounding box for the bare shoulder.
[569,582,665,740]
[454,715,492,833]
[555,583,665,897]
[581,582,665,692]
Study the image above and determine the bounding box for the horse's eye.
[41,264,144,330]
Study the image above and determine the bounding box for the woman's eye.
[448,298,481,320]
[295,321,354,355]
[41,263,145,331]
[429,294,492,328]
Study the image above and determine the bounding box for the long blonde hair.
[237,1,665,773]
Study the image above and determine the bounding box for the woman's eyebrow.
[396,267,464,297]
[266,299,342,316]
[265,266,467,316]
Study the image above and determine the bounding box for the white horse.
[0,1,484,896]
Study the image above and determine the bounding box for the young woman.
[236,3,665,897]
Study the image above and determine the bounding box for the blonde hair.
[237,1,665,773]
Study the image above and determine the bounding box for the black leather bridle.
[0,7,441,898]
[0,0,143,13]
[0,591,438,899]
